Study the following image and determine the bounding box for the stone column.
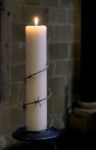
[70,0,96,133]
[79,0,96,107]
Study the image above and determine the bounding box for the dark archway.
[80,0,96,102]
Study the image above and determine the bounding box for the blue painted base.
[12,127,61,141]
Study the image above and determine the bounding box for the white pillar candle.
[25,17,47,131]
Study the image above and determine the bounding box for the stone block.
[58,0,76,8]
[17,82,26,103]
[74,25,81,42]
[11,64,26,82]
[65,75,73,97]
[69,108,96,133]
[5,0,24,5]
[0,65,11,99]
[53,97,64,113]
[9,106,25,131]
[21,6,49,24]
[48,62,55,77]
[11,44,25,64]
[48,25,74,42]
[49,113,64,129]
[40,0,57,7]
[11,23,25,43]
[0,107,10,134]
[49,43,69,60]
[9,83,18,104]
[54,118,64,129]
[58,0,81,9]
[10,5,21,23]
[48,77,65,97]
[0,136,7,150]
[69,42,81,59]
[0,44,10,66]
[56,60,74,76]
[25,0,41,5]
[67,9,81,24]
[49,8,67,24]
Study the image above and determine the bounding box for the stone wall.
[0,0,81,149]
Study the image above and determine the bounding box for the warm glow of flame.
[34,17,39,25]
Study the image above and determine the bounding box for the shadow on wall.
[63,0,81,129]
[71,1,81,109]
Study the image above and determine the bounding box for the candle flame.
[34,17,39,25]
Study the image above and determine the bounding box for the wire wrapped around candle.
[23,89,51,109]
[23,64,51,107]
[24,65,49,81]
[23,63,52,130]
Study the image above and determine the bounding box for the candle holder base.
[12,127,61,150]
[12,126,61,141]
